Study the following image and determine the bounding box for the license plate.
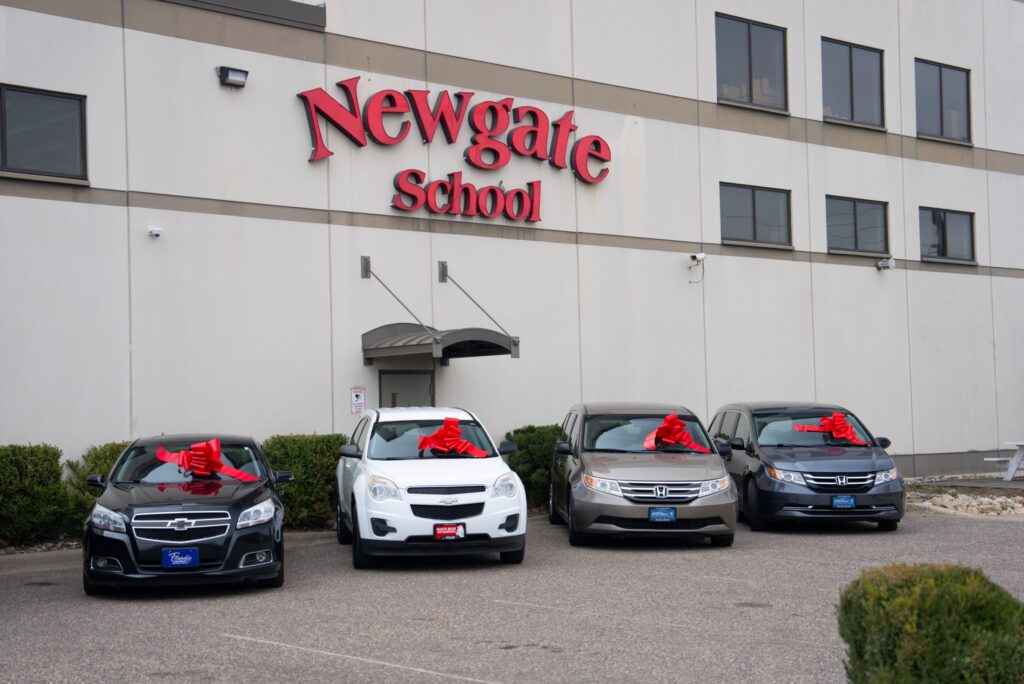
[648,507,677,522]
[434,523,466,540]
[162,547,199,568]
[832,495,856,509]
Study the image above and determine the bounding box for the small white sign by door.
[351,387,366,414]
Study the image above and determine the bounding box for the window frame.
[825,195,890,256]
[0,83,88,182]
[715,13,789,113]
[914,58,971,143]
[820,37,885,129]
[719,182,793,247]
[918,206,976,263]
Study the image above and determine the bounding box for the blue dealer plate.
[832,495,856,509]
[162,547,199,568]
[648,507,677,522]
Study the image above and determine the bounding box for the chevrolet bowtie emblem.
[168,518,195,531]
[439,496,459,505]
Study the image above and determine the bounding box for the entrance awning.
[362,323,520,363]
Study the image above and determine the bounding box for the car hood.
[366,457,512,488]
[761,446,895,473]
[581,451,725,481]
[97,480,269,515]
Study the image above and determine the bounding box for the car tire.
[336,503,353,545]
[351,504,375,569]
[709,534,734,547]
[548,477,564,525]
[500,546,525,564]
[258,556,285,588]
[82,571,106,596]
[746,480,768,532]
[567,489,588,547]
[877,519,899,532]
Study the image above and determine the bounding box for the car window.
[113,444,263,483]
[558,413,572,441]
[565,413,579,449]
[582,414,713,453]
[753,411,871,446]
[709,413,724,441]
[350,418,367,452]
[719,412,739,442]
[367,419,496,460]
[734,414,750,447]
[356,418,372,452]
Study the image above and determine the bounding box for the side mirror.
[716,442,732,457]
[874,437,892,449]
[340,444,361,458]
[274,470,294,484]
[498,441,518,456]
[86,474,106,489]
[555,441,572,456]
[729,438,746,452]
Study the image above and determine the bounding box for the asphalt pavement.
[1,507,1023,683]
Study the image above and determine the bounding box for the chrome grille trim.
[132,510,231,522]
[803,474,875,488]
[618,480,701,504]
[131,510,232,544]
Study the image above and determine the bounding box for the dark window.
[159,0,326,31]
[1,85,86,180]
[716,15,787,110]
[822,39,883,127]
[720,183,791,246]
[826,196,889,254]
[919,207,974,261]
[915,59,970,142]
[733,415,750,447]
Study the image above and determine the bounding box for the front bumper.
[572,482,738,537]
[83,523,282,588]
[754,475,905,522]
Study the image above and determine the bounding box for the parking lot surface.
[2,507,1023,684]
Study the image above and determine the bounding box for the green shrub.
[0,444,71,546]
[65,441,129,526]
[838,563,1024,683]
[505,424,561,507]
[261,433,348,528]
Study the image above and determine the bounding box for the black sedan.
[708,403,904,531]
[82,434,292,594]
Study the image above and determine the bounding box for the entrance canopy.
[362,323,520,364]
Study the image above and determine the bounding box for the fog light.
[95,557,107,568]
[90,556,123,572]
[255,551,268,563]
[370,517,396,536]
[239,550,273,568]
[499,514,519,532]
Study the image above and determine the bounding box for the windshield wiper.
[588,448,633,453]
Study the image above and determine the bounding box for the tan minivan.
[548,403,738,546]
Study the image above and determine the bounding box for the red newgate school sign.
[297,76,611,223]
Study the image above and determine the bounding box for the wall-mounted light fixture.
[876,257,896,271]
[216,66,248,88]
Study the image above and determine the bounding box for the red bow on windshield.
[418,418,488,458]
[792,413,866,445]
[644,414,711,453]
[157,481,224,496]
[155,439,259,482]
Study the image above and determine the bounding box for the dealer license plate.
[832,495,856,509]
[434,523,466,540]
[162,547,199,568]
[648,507,677,522]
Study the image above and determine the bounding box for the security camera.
[148,227,162,238]
[876,257,896,271]
[688,252,706,269]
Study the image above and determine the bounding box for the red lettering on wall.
[571,135,612,184]
[507,106,550,161]
[297,76,367,161]
[549,110,577,170]
[465,98,513,170]
[391,169,427,211]
[363,89,411,145]
[406,89,474,144]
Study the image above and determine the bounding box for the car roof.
[719,401,848,413]
[132,434,257,447]
[580,402,699,417]
[372,406,476,422]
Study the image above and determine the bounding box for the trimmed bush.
[0,444,70,546]
[505,424,561,507]
[261,433,348,528]
[65,441,129,526]
[838,563,1024,683]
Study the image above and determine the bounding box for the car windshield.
[368,420,496,460]
[582,414,713,453]
[753,411,872,447]
[112,444,264,483]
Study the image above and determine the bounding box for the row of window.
[719,182,975,262]
[716,14,972,143]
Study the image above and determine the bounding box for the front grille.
[134,525,229,542]
[407,485,486,495]
[803,473,875,492]
[594,515,724,530]
[618,481,701,504]
[133,511,231,522]
[410,503,485,520]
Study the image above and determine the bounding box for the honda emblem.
[836,476,848,486]
[654,485,669,498]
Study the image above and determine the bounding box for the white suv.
[336,407,527,568]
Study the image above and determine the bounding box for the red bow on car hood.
[418,418,488,458]
[792,413,866,445]
[157,481,224,496]
[155,439,260,482]
[644,414,711,453]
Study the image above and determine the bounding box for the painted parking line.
[222,633,497,683]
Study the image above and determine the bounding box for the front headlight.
[367,475,401,502]
[582,474,622,496]
[492,472,517,498]
[698,476,730,497]
[766,467,806,486]
[237,499,275,529]
[874,467,899,486]
[90,503,126,533]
